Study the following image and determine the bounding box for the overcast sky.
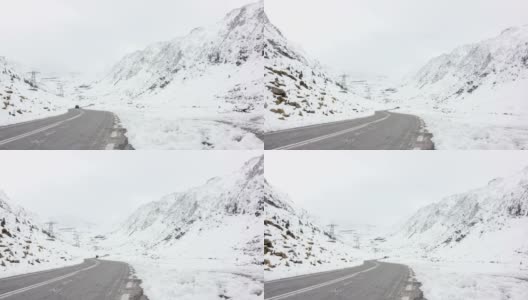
[265,151,528,228]
[0,151,260,230]
[266,0,528,78]
[0,0,255,75]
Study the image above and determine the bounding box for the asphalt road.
[0,259,146,300]
[0,109,130,150]
[264,261,423,300]
[263,111,434,150]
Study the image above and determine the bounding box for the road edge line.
[0,110,84,146]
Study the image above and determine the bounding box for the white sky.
[265,151,528,228]
[0,151,261,230]
[0,0,255,75]
[266,0,528,78]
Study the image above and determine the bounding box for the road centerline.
[271,112,391,150]
[0,259,99,299]
[264,261,380,300]
[0,110,84,146]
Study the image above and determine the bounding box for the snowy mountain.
[0,57,70,125]
[387,167,528,264]
[79,2,267,149]
[110,156,264,258]
[264,182,367,279]
[398,25,528,112]
[0,190,84,275]
[98,1,265,108]
[263,6,380,131]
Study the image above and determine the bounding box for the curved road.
[0,259,146,300]
[0,109,130,150]
[263,111,434,150]
[264,261,423,300]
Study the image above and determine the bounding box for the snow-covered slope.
[113,156,263,251]
[104,157,264,300]
[391,26,528,149]
[84,2,267,149]
[264,183,368,280]
[387,167,528,264]
[0,57,71,125]
[401,25,528,107]
[0,190,85,277]
[263,8,381,131]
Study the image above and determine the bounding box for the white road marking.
[261,113,379,136]
[0,261,83,282]
[0,260,99,299]
[105,143,115,150]
[121,294,130,300]
[265,267,355,284]
[413,147,422,150]
[111,131,118,138]
[264,261,380,300]
[405,284,413,291]
[126,282,133,288]
[271,112,391,150]
[402,296,410,300]
[0,110,84,146]
[417,135,424,142]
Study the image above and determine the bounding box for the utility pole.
[73,231,80,247]
[340,74,348,91]
[57,83,64,97]
[328,223,337,241]
[27,71,40,89]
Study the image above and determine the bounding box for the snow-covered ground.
[84,63,263,149]
[108,216,263,300]
[382,258,528,300]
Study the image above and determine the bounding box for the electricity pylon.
[28,71,40,88]
[44,221,57,237]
